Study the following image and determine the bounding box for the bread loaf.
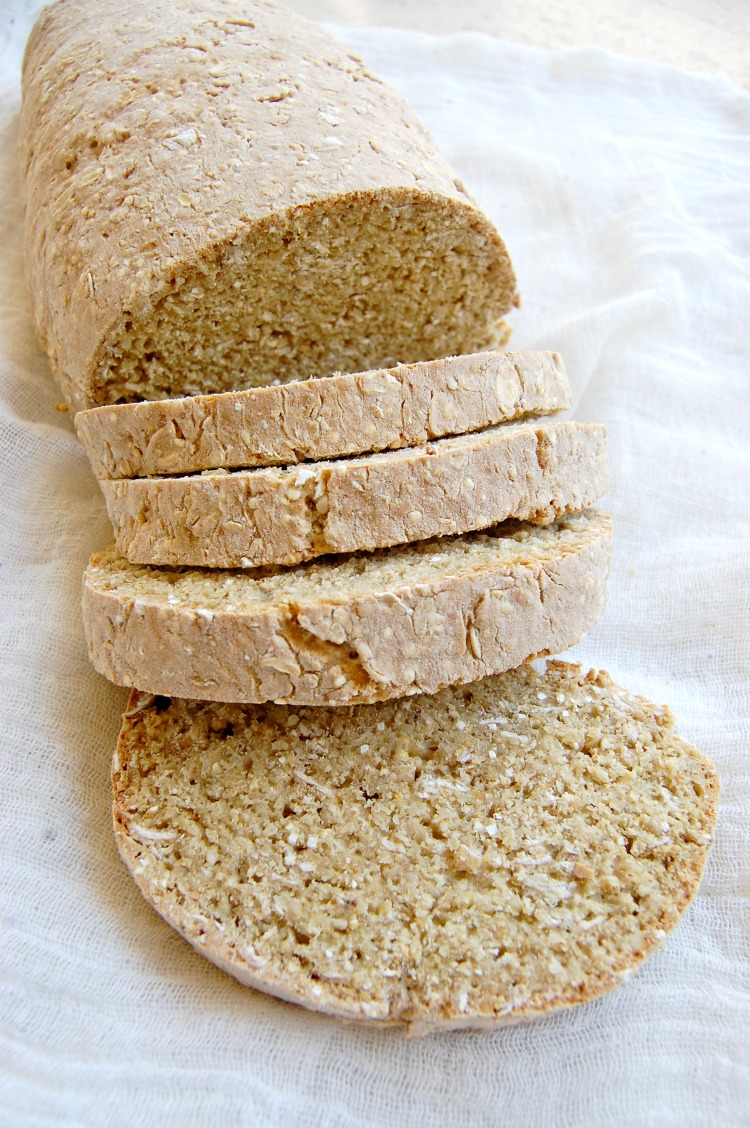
[21,0,518,410]
[75,351,570,480]
[82,511,612,705]
[113,660,718,1033]
[100,421,607,568]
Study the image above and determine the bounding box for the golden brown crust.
[112,660,719,1032]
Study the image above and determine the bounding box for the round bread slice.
[99,421,607,569]
[83,510,612,705]
[74,351,570,480]
[22,0,517,410]
[112,660,719,1034]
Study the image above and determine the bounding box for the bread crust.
[75,351,570,479]
[100,421,607,568]
[82,511,612,705]
[21,0,517,409]
[112,660,719,1032]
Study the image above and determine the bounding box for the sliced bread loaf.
[100,421,607,569]
[21,0,517,410]
[75,351,570,480]
[82,511,611,705]
[113,660,719,1033]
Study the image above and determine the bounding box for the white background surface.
[1,2,749,1125]
[289,0,750,90]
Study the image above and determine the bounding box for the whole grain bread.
[82,510,611,705]
[21,0,518,410]
[75,351,570,480]
[100,421,607,569]
[113,659,718,1033]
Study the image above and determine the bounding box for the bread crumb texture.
[83,511,612,705]
[21,0,518,410]
[100,421,607,568]
[75,350,570,479]
[113,660,719,1033]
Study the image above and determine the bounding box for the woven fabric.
[1,6,748,1125]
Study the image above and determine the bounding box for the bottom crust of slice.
[113,661,719,1034]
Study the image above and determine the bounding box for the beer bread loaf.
[21,0,518,410]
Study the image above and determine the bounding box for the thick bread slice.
[100,421,607,569]
[113,660,719,1034]
[21,0,517,410]
[82,511,611,705]
[75,351,570,480]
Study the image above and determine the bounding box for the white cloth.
[1,7,748,1125]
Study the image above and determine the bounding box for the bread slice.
[82,510,611,705]
[112,660,719,1034]
[99,421,607,569]
[21,0,517,410]
[75,351,570,480]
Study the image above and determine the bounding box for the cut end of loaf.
[91,190,518,406]
[113,661,719,1033]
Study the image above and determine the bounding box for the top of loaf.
[22,0,518,408]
